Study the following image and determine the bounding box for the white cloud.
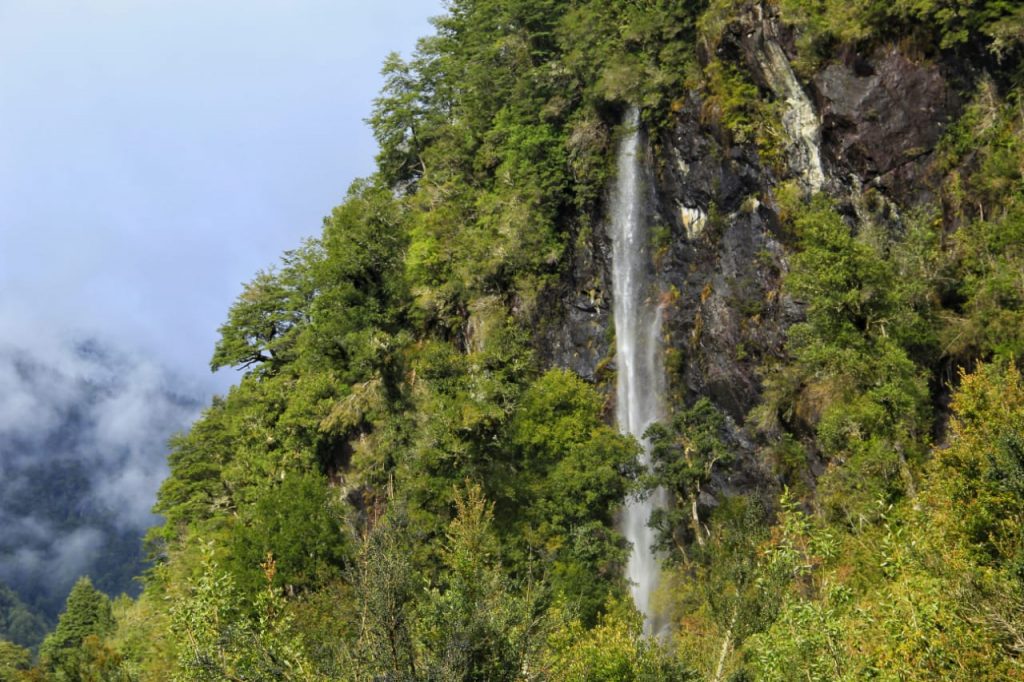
[0,335,203,611]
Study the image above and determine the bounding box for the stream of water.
[610,107,668,635]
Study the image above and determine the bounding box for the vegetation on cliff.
[6,0,1024,679]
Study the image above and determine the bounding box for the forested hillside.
[5,0,1024,679]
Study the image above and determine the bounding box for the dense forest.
[5,0,1024,679]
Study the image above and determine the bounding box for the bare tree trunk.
[712,609,737,682]
[691,487,705,548]
[896,444,918,506]
[674,529,691,568]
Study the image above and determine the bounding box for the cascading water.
[610,106,669,635]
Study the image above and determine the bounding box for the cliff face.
[541,6,971,502]
[653,91,787,422]
[661,6,965,411]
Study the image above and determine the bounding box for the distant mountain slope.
[0,581,47,650]
[0,339,202,631]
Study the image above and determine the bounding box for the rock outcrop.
[539,7,964,503]
[812,47,962,204]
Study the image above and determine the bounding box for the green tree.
[931,362,1024,578]
[743,493,846,682]
[505,369,638,621]
[0,582,48,651]
[151,395,235,540]
[346,487,549,681]
[38,577,115,680]
[757,194,933,524]
[415,485,544,682]
[0,639,31,680]
[227,472,351,599]
[171,545,316,682]
[667,497,783,681]
[211,242,320,375]
[647,398,732,555]
[541,599,694,681]
[304,178,410,390]
[345,508,421,681]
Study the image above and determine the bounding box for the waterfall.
[609,107,668,634]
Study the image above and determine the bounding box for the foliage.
[170,545,317,682]
[738,366,1024,679]
[226,473,351,599]
[931,362,1024,575]
[504,369,638,621]
[344,509,421,679]
[938,83,1024,360]
[0,583,48,652]
[414,485,544,681]
[211,243,319,374]
[27,0,1024,679]
[775,0,1024,72]
[757,195,935,524]
[541,599,695,681]
[0,639,31,680]
[37,578,117,681]
[647,399,733,557]
[743,493,847,681]
[345,486,549,681]
[664,496,782,680]
[700,56,786,169]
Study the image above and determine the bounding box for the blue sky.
[0,0,440,388]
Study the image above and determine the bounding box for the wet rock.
[534,222,612,383]
[653,93,794,422]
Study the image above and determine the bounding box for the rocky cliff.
[541,3,979,507]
